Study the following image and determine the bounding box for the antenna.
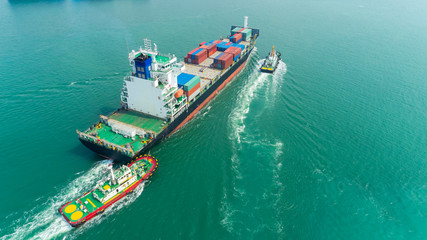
[144,38,152,52]
[244,16,248,28]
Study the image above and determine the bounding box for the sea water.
[0,0,426,239]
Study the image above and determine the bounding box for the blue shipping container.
[191,48,202,59]
[217,43,230,51]
[213,53,224,63]
[231,43,245,51]
[233,53,241,62]
[177,73,196,87]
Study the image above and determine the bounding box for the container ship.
[77,17,259,163]
[58,155,158,227]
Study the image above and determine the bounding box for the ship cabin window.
[137,67,140,71]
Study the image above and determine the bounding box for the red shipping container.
[214,40,222,44]
[226,42,231,46]
[231,33,242,43]
[201,43,217,57]
[184,56,192,63]
[238,28,244,33]
[192,49,208,64]
[215,52,233,69]
[187,48,199,58]
[224,46,242,59]
[199,41,207,46]
[186,82,201,96]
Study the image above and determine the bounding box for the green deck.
[83,110,166,151]
[155,55,170,64]
[109,111,165,133]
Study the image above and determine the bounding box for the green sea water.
[1,0,426,239]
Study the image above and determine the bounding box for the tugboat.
[260,46,281,73]
[58,155,158,227]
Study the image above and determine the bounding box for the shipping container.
[233,53,241,61]
[177,73,196,87]
[213,52,225,63]
[217,43,230,51]
[188,48,208,64]
[187,48,199,58]
[186,82,201,96]
[184,75,201,91]
[232,27,242,35]
[199,41,206,46]
[191,48,203,59]
[231,43,245,51]
[187,87,201,101]
[241,29,252,41]
[213,52,233,69]
[200,43,217,57]
[224,46,242,59]
[230,33,242,43]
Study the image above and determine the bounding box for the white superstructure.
[121,40,187,120]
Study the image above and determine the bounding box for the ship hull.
[80,47,253,163]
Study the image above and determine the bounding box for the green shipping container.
[232,27,242,35]
[241,29,252,41]
[183,75,201,91]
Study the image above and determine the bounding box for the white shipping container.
[188,88,201,102]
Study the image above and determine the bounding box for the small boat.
[58,155,158,227]
[260,46,281,73]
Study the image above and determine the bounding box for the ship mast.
[271,45,275,57]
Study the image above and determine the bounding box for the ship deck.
[83,110,166,152]
[109,111,165,133]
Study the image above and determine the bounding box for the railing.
[77,130,134,157]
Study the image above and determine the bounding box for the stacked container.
[200,43,217,57]
[184,76,201,101]
[199,41,207,46]
[230,33,242,43]
[217,42,232,51]
[213,52,233,69]
[177,73,201,101]
[230,43,245,51]
[184,48,208,64]
[240,28,252,41]
[177,73,196,88]
[231,27,242,35]
[224,46,242,62]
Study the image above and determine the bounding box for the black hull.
[80,47,254,163]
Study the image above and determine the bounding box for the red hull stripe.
[169,60,247,136]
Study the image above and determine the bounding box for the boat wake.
[0,160,146,240]
[221,57,287,235]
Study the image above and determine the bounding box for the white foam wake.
[1,160,147,240]
[221,57,287,233]
[229,59,268,144]
[265,61,287,105]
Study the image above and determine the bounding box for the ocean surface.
[1,0,426,239]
